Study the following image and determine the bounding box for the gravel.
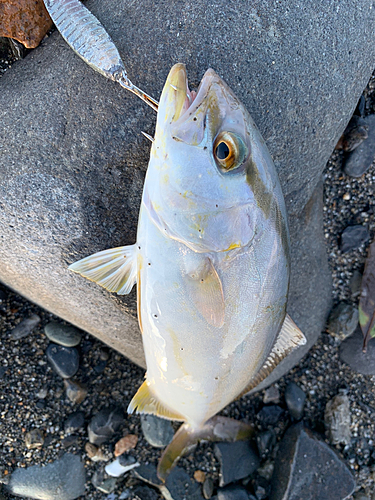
[1,50,375,500]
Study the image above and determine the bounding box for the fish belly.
[137,203,288,427]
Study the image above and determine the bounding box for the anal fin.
[69,244,137,295]
[238,314,306,398]
[127,380,185,422]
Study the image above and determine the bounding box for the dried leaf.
[359,239,375,351]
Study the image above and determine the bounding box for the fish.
[69,63,306,480]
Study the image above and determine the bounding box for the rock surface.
[6,453,85,500]
[327,302,359,341]
[88,407,125,445]
[140,414,174,448]
[325,393,351,445]
[285,382,306,420]
[9,314,40,340]
[44,322,82,347]
[46,344,79,379]
[340,326,375,375]
[340,225,370,253]
[270,424,355,500]
[344,115,375,177]
[1,0,374,377]
[214,440,260,487]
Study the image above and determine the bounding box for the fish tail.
[157,416,253,482]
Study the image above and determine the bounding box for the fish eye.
[213,132,248,172]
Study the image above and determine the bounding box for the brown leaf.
[0,0,52,49]
[359,239,375,351]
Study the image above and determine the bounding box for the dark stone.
[94,359,108,374]
[324,394,351,445]
[344,115,375,177]
[214,441,260,487]
[217,485,252,500]
[338,115,369,152]
[6,453,86,500]
[257,405,284,426]
[0,366,7,378]
[349,270,363,298]
[61,435,79,448]
[88,407,125,445]
[285,382,306,420]
[327,302,359,340]
[64,411,85,435]
[270,424,355,500]
[203,477,214,499]
[340,225,370,253]
[132,464,161,487]
[10,314,40,340]
[256,430,276,457]
[140,414,174,448]
[46,344,79,379]
[340,326,375,375]
[44,322,82,347]
[64,379,88,404]
[2,0,369,377]
[133,485,159,500]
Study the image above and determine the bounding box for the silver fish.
[70,63,306,479]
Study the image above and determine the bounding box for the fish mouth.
[159,64,217,124]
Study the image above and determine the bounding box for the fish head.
[145,64,285,253]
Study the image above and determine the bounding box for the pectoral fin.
[185,257,225,328]
[127,380,185,422]
[69,244,137,295]
[238,314,306,397]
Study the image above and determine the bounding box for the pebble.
[64,411,85,435]
[88,407,125,445]
[340,325,375,374]
[256,430,276,457]
[262,385,280,404]
[92,470,117,494]
[64,379,88,404]
[339,115,369,152]
[61,435,79,448]
[105,455,139,477]
[344,115,375,177]
[217,485,253,500]
[340,225,370,253]
[285,382,306,420]
[257,460,274,481]
[85,442,109,462]
[327,302,359,340]
[114,434,138,456]
[214,440,260,487]
[44,322,82,347]
[325,393,351,445]
[350,270,363,298]
[194,470,206,483]
[257,405,284,425]
[140,413,174,448]
[25,429,44,449]
[9,314,40,340]
[5,453,85,500]
[203,477,214,499]
[270,424,355,500]
[46,344,79,379]
[132,485,159,500]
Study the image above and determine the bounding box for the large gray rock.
[1,0,374,374]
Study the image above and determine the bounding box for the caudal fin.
[157,416,253,481]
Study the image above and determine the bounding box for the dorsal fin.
[127,380,185,422]
[69,244,138,295]
[237,314,306,398]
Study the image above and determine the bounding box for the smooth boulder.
[1,0,375,378]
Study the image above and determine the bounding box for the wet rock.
[257,405,284,426]
[285,382,306,420]
[217,485,253,500]
[25,429,44,449]
[344,115,375,177]
[46,344,79,379]
[64,411,85,434]
[44,322,82,347]
[340,325,375,375]
[256,430,276,457]
[270,424,355,500]
[340,225,370,253]
[262,386,280,405]
[105,455,139,477]
[114,434,138,456]
[337,115,369,152]
[327,302,359,340]
[88,407,125,445]
[6,453,85,500]
[10,314,40,340]
[214,440,260,487]
[0,0,52,48]
[140,414,174,448]
[325,393,351,445]
[64,379,88,404]
[350,270,363,298]
[203,477,214,499]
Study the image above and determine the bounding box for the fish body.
[70,63,305,478]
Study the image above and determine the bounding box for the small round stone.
[25,429,44,449]
[140,414,174,448]
[64,379,88,404]
[46,343,79,379]
[44,322,82,347]
[64,411,85,434]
